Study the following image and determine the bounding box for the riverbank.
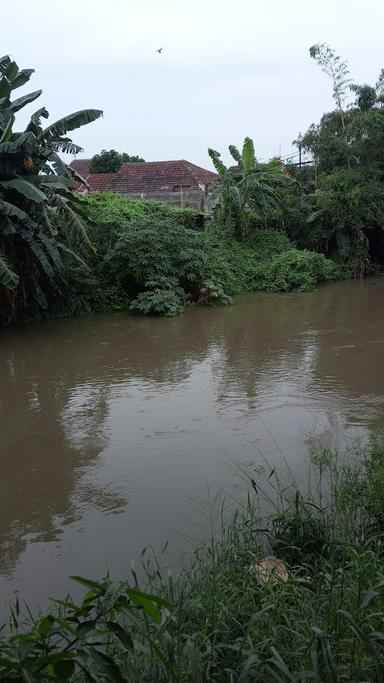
[2,435,384,681]
[1,193,346,327]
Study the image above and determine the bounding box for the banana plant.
[209,137,293,240]
[0,55,102,323]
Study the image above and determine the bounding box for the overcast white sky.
[3,0,384,169]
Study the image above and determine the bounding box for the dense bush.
[84,192,201,230]
[99,216,231,315]
[207,228,341,295]
[6,191,344,323]
[253,248,343,292]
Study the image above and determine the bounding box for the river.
[1,278,384,615]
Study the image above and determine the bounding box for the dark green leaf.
[37,614,55,637]
[9,90,42,114]
[106,621,134,649]
[53,659,75,680]
[0,131,37,154]
[5,61,19,81]
[0,179,47,203]
[0,252,19,289]
[70,576,107,592]
[85,648,127,683]
[43,109,103,140]
[11,69,34,90]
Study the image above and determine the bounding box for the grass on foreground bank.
[2,435,384,681]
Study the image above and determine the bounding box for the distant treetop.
[89,149,145,173]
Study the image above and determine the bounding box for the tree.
[89,149,122,173]
[299,50,384,271]
[121,153,145,163]
[209,137,293,240]
[309,43,351,131]
[89,149,145,173]
[350,83,377,112]
[375,69,384,106]
[0,55,102,324]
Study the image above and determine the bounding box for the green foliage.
[21,203,344,321]
[89,149,145,173]
[0,54,102,326]
[130,289,186,316]
[83,192,200,230]
[206,228,293,294]
[3,437,384,681]
[207,228,340,295]
[4,178,345,322]
[120,152,145,163]
[89,148,122,172]
[253,249,342,292]
[208,137,293,240]
[315,169,384,272]
[296,47,384,272]
[350,83,377,111]
[100,216,230,315]
[309,42,351,129]
[0,576,171,682]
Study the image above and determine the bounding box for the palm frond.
[53,193,94,252]
[0,56,11,72]
[18,227,55,278]
[0,115,14,143]
[27,107,49,134]
[0,198,30,221]
[229,145,242,164]
[10,90,42,114]
[11,69,34,91]
[306,210,324,224]
[50,138,83,155]
[41,205,58,236]
[66,166,90,189]
[0,251,19,289]
[242,137,256,173]
[42,109,103,140]
[0,131,37,154]
[47,151,68,177]
[208,148,228,176]
[0,178,48,203]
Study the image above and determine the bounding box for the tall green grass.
[2,436,384,681]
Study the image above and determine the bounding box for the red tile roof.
[69,159,217,193]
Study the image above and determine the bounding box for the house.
[69,159,217,213]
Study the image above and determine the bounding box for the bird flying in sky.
[156,47,163,54]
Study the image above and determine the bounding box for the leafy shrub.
[205,228,300,294]
[248,228,293,259]
[101,216,227,314]
[130,289,185,316]
[84,192,200,230]
[16,201,345,322]
[253,248,341,292]
[0,575,171,682]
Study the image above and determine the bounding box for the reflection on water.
[0,277,384,613]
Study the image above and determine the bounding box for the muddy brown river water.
[1,278,384,615]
